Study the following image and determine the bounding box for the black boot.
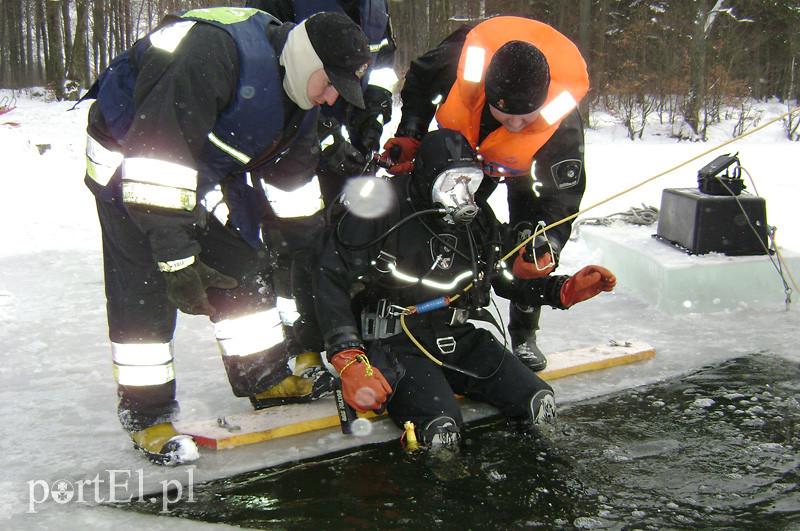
[508,304,547,372]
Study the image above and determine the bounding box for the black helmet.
[412,129,484,224]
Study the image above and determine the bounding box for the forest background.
[1,0,798,140]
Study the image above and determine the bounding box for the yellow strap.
[340,354,374,377]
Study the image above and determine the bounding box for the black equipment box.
[655,188,768,255]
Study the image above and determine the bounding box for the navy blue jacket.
[86,8,319,259]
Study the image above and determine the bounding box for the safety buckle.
[377,298,410,317]
[372,250,397,273]
[532,221,556,271]
[436,336,457,354]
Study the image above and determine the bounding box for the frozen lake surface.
[0,91,797,528]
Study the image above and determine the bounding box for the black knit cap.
[485,41,550,115]
[305,12,370,109]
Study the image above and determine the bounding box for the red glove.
[560,265,617,308]
[512,248,555,279]
[379,136,421,175]
[331,348,392,412]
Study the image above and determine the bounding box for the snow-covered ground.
[0,89,797,528]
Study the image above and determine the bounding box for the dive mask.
[431,166,484,224]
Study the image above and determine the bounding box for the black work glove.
[163,260,238,316]
[321,133,367,179]
[349,85,393,155]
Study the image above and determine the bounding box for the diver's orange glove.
[560,266,616,308]
[331,348,392,412]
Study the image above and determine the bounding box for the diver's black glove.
[162,259,238,316]
[350,85,393,154]
[321,132,367,178]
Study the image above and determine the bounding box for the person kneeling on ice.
[82,8,371,465]
[313,129,616,447]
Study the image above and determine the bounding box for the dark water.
[128,354,800,530]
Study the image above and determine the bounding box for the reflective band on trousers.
[263,176,323,218]
[214,308,284,357]
[85,135,123,186]
[150,20,197,53]
[111,341,175,386]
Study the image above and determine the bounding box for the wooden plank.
[178,340,655,450]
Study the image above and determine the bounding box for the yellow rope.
[773,233,800,293]
[339,353,374,377]
[400,313,445,366]
[400,106,800,350]
[503,105,800,262]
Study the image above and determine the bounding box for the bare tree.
[45,0,66,99]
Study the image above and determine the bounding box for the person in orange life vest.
[381,16,589,373]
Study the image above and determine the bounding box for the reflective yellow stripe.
[157,256,195,273]
[320,134,335,150]
[114,363,176,386]
[263,177,324,218]
[214,308,284,357]
[150,20,197,53]
[122,157,197,190]
[369,38,390,53]
[122,181,197,211]
[207,132,251,164]
[85,136,123,186]
[112,341,174,366]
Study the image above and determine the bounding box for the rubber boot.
[508,304,547,372]
[250,351,334,409]
[130,422,199,466]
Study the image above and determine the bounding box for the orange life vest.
[435,17,589,176]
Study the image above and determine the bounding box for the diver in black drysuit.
[313,129,615,444]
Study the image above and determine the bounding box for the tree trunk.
[93,0,107,72]
[68,0,91,87]
[61,0,73,74]
[686,0,707,139]
[37,0,49,83]
[26,0,35,84]
[45,0,66,99]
